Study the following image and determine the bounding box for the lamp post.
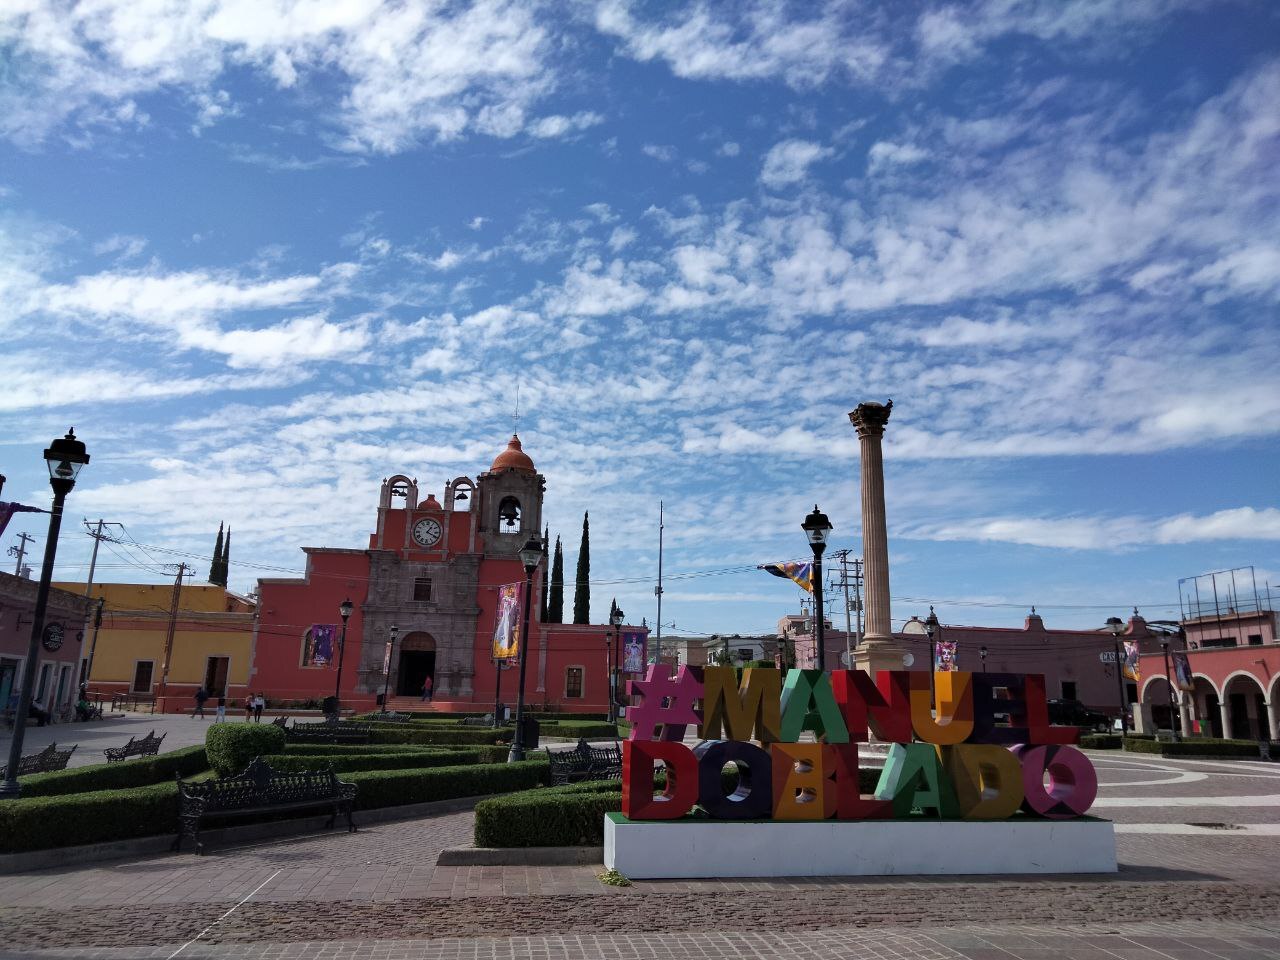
[493,656,505,728]
[2,430,89,800]
[802,505,832,671]
[925,607,938,710]
[382,624,398,712]
[508,533,543,762]
[1160,636,1180,742]
[609,605,624,723]
[1106,616,1128,735]
[979,645,988,672]
[334,598,354,701]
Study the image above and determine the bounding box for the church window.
[414,578,433,602]
[565,666,584,699]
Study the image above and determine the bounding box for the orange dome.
[491,435,535,473]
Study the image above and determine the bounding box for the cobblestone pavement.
[0,750,1277,956]
[1,921,1277,960]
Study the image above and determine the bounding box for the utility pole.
[831,551,864,664]
[654,500,664,673]
[158,563,187,710]
[9,532,35,576]
[80,520,120,690]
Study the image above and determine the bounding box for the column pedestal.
[848,400,902,668]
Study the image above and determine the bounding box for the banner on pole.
[303,624,336,667]
[1172,652,1194,692]
[493,581,524,660]
[622,630,648,674]
[1122,640,1141,682]
[0,501,43,537]
[934,639,957,672]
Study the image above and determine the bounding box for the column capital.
[849,400,893,438]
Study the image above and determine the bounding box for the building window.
[1202,636,1237,649]
[1248,633,1263,645]
[565,666,584,699]
[1061,681,1078,701]
[132,661,154,693]
[414,578,433,602]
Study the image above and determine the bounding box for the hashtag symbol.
[626,664,704,742]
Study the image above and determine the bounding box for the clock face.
[412,517,442,547]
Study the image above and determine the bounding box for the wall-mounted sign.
[41,622,64,652]
[1098,650,1118,663]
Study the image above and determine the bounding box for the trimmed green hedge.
[17,746,209,797]
[0,756,551,853]
[1079,734,1122,750]
[369,726,511,746]
[263,749,462,774]
[206,723,287,776]
[0,782,181,854]
[475,781,622,847]
[1126,736,1267,757]
[345,758,549,810]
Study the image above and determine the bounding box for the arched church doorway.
[397,632,436,697]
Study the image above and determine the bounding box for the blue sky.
[2,0,1278,639]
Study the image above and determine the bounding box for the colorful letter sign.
[622,665,1099,824]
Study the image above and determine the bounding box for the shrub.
[475,781,622,847]
[1079,734,1122,750]
[345,758,549,811]
[206,723,287,776]
[368,726,511,746]
[0,782,180,854]
[262,749,463,774]
[1122,737,1162,753]
[18,746,209,797]
[539,721,618,739]
[1124,736,1263,757]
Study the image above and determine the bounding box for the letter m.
[699,666,781,743]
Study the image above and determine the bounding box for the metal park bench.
[459,715,494,727]
[284,721,372,745]
[375,711,412,723]
[0,742,77,779]
[104,729,166,763]
[546,738,623,786]
[271,715,289,729]
[173,757,357,855]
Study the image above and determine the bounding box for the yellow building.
[52,581,255,713]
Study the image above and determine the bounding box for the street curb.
[0,793,491,875]
[437,845,603,866]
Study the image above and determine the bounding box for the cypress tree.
[209,523,224,585]
[573,511,590,624]
[539,525,550,622]
[548,536,564,623]
[219,526,231,588]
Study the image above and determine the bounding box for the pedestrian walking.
[253,693,265,723]
[244,696,253,722]
[194,686,209,719]
[215,694,226,723]
[421,675,433,703]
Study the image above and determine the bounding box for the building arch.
[395,631,436,697]
[1221,668,1267,693]
[1221,670,1267,740]
[1139,675,1173,702]
[1191,673,1220,699]
[448,476,476,511]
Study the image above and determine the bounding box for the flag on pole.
[492,581,523,659]
[759,562,813,593]
[0,502,44,537]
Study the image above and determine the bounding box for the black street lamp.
[381,624,398,712]
[609,605,624,723]
[801,505,832,671]
[1106,616,1128,735]
[508,534,543,762]
[2,429,89,800]
[925,606,939,707]
[334,598,353,701]
[979,645,988,672]
[1160,636,1180,742]
[492,655,505,728]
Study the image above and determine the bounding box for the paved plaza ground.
[1,728,1278,959]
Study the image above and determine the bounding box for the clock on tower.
[412,517,442,547]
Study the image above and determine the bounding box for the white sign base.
[603,813,1117,878]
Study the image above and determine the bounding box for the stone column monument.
[848,400,904,675]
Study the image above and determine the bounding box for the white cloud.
[467,216,488,230]
[92,234,148,260]
[909,507,1280,550]
[717,141,740,157]
[607,226,637,251]
[642,143,677,162]
[759,139,832,188]
[867,140,928,172]
[526,111,604,139]
[1,0,562,152]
